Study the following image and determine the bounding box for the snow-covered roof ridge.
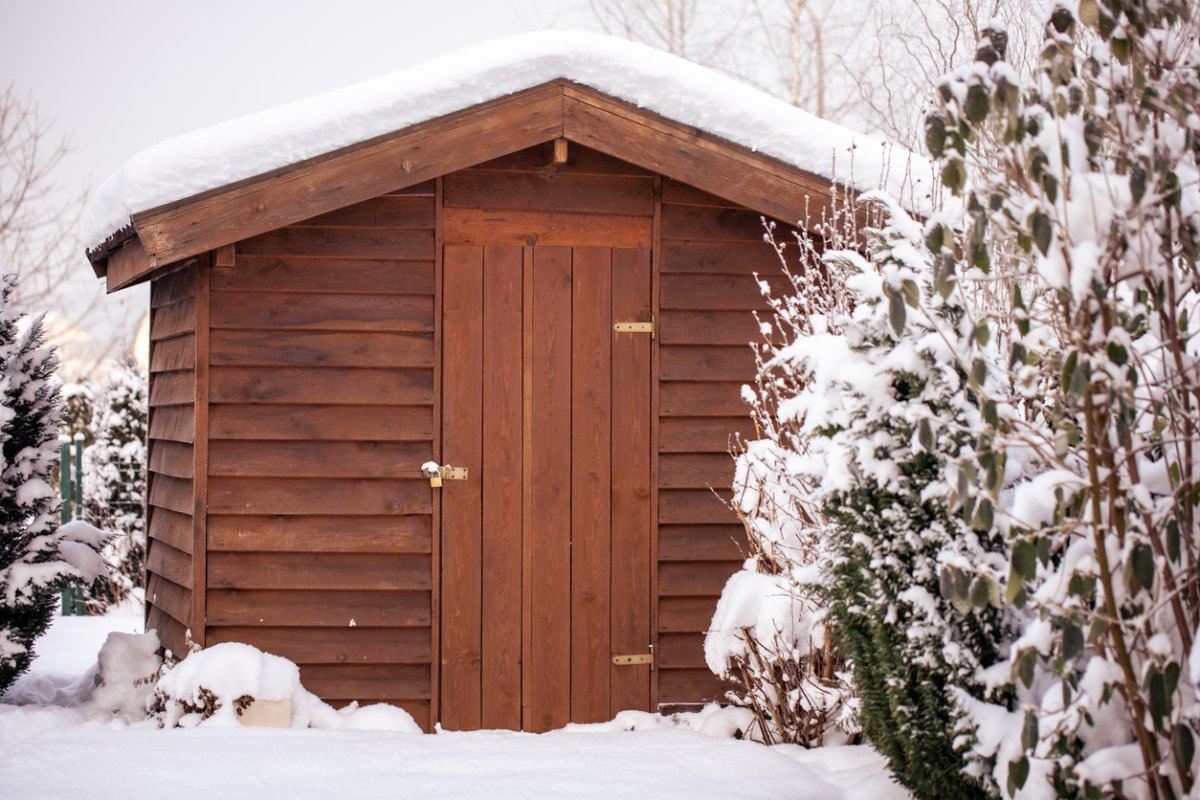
[82,30,935,252]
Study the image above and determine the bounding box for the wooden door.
[440,244,652,732]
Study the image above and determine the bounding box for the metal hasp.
[611,653,654,666]
[441,465,469,481]
[613,320,653,336]
[422,462,469,488]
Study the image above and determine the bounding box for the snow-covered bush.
[923,3,1200,796]
[83,360,146,611]
[0,273,108,693]
[91,629,162,722]
[59,381,95,445]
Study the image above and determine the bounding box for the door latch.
[422,462,468,488]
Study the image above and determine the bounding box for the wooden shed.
[84,35,915,732]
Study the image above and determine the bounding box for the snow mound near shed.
[83,30,935,250]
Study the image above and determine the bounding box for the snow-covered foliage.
[0,274,107,693]
[919,3,1200,797]
[82,361,146,611]
[90,629,161,722]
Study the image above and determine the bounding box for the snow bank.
[563,702,756,739]
[92,630,161,722]
[83,31,935,250]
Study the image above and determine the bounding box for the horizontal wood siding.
[655,179,791,706]
[146,267,197,657]
[211,186,437,728]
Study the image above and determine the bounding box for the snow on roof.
[82,31,936,251]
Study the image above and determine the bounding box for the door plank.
[480,245,523,730]
[570,247,612,723]
[528,246,573,732]
[439,245,484,730]
[609,247,653,715]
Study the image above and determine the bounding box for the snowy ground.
[0,614,907,799]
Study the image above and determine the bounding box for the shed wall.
[146,265,199,656]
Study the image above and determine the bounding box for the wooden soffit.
[98,80,837,292]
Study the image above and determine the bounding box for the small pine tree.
[0,274,105,692]
[84,360,147,610]
[59,381,96,446]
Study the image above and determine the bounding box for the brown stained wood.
[209,440,432,479]
[570,247,612,724]
[609,247,653,717]
[208,552,431,591]
[149,334,195,373]
[552,138,569,165]
[206,626,431,665]
[520,246,534,727]
[480,245,522,730]
[444,170,654,216]
[658,311,762,346]
[561,85,830,226]
[149,474,193,515]
[660,180,738,208]
[299,664,430,700]
[659,489,737,525]
[215,244,236,267]
[149,440,194,479]
[659,346,755,383]
[210,291,434,333]
[658,453,737,489]
[659,241,787,275]
[106,238,156,292]
[661,204,787,243]
[430,176,444,734]
[147,573,192,627]
[659,561,741,597]
[191,255,210,648]
[150,267,196,308]
[147,540,192,589]
[658,668,730,703]
[295,195,435,228]
[209,366,433,406]
[473,144,651,176]
[660,274,789,311]
[443,208,652,248]
[129,85,565,271]
[149,371,194,407]
[659,382,750,418]
[659,417,755,453]
[389,180,436,195]
[657,633,709,669]
[207,514,430,554]
[658,525,746,562]
[238,227,435,260]
[658,596,720,633]
[147,607,189,657]
[149,404,195,444]
[149,507,194,554]
[210,330,433,369]
[207,589,430,627]
[213,257,435,295]
[529,245,572,733]
[207,477,431,516]
[440,244,484,731]
[649,175,662,713]
[209,404,432,441]
[150,297,196,340]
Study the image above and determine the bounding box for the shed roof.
[84,31,936,289]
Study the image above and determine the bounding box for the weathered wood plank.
[213,257,434,295]
[106,238,155,292]
[210,291,434,332]
[658,668,730,703]
[148,439,194,479]
[300,664,430,700]
[659,561,741,597]
[207,514,430,553]
[659,346,755,382]
[472,144,651,175]
[444,170,654,216]
[661,204,785,243]
[208,440,432,478]
[209,330,433,368]
[237,226,435,260]
[146,539,192,589]
[659,417,755,453]
[207,589,430,627]
[658,453,737,489]
[656,632,709,669]
[443,208,652,248]
[660,180,737,207]
[209,404,432,441]
[149,334,195,373]
[149,371,194,407]
[208,552,431,591]
[206,626,431,665]
[659,240,794,275]
[147,606,189,657]
[149,474,193,515]
[658,489,737,525]
[658,596,719,633]
[659,382,750,417]
[150,267,196,308]
[208,477,431,516]
[209,366,433,406]
[146,572,192,628]
[660,274,789,310]
[150,296,197,340]
[294,195,435,229]
[658,311,763,346]
[148,404,195,443]
[148,506,194,554]
[658,525,747,562]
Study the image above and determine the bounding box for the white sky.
[0,0,585,377]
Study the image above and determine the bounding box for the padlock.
[421,462,443,488]
[429,473,443,488]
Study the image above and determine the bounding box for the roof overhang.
[89,80,844,292]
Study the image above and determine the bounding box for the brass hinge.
[613,319,653,337]
[612,653,654,666]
